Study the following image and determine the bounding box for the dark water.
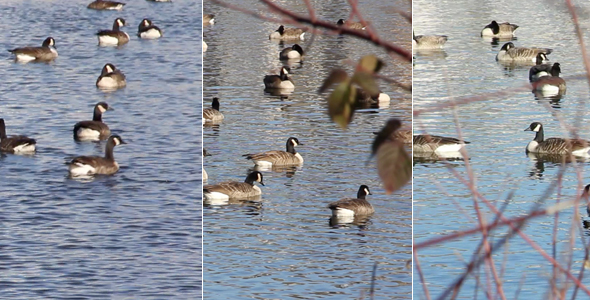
[414,0,590,298]
[203,0,411,298]
[0,0,201,298]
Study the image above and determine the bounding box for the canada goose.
[97,18,129,46]
[0,119,36,153]
[203,97,224,123]
[336,19,365,30]
[96,63,126,88]
[524,122,589,155]
[531,63,566,94]
[413,135,470,153]
[243,137,303,167]
[357,89,390,105]
[8,37,58,62]
[73,102,112,141]
[68,135,126,176]
[529,53,551,82]
[413,32,447,49]
[279,44,304,60]
[328,185,374,217]
[264,67,294,89]
[203,14,215,25]
[203,148,211,181]
[203,171,264,200]
[137,19,162,39]
[87,0,125,10]
[481,21,518,38]
[496,42,552,63]
[269,25,306,40]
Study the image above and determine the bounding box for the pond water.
[202,0,412,298]
[0,0,201,298]
[414,0,590,298]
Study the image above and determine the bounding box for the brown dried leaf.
[328,82,356,129]
[376,139,411,194]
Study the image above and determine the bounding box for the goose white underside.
[76,128,101,140]
[105,5,124,10]
[98,34,127,46]
[286,51,301,59]
[203,41,207,52]
[253,160,274,168]
[140,29,162,39]
[14,54,37,62]
[573,147,590,156]
[278,81,295,89]
[13,144,36,153]
[97,77,123,88]
[434,144,465,154]
[538,84,560,95]
[204,191,230,201]
[481,28,514,38]
[69,163,97,176]
[333,207,355,217]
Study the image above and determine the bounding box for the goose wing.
[328,198,374,215]
[244,150,299,164]
[203,108,223,121]
[414,35,447,45]
[508,47,552,59]
[0,135,36,152]
[204,181,258,198]
[74,121,110,135]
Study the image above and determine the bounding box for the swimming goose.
[583,184,590,217]
[357,89,390,106]
[481,21,518,38]
[264,67,294,89]
[243,137,303,167]
[328,185,374,217]
[0,119,36,153]
[8,37,58,62]
[529,53,551,82]
[87,0,125,10]
[269,25,306,40]
[97,18,129,46]
[203,97,224,123]
[279,44,304,60]
[413,135,470,153]
[68,135,126,176]
[203,171,264,200]
[336,19,365,30]
[203,14,215,25]
[496,42,552,63]
[137,19,162,39]
[531,63,566,94]
[413,32,447,49]
[524,122,589,155]
[73,102,112,141]
[96,63,126,88]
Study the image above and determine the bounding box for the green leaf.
[376,139,411,194]
[357,55,383,73]
[351,71,380,98]
[328,82,356,129]
[318,69,349,93]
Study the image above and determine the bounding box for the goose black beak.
[524,128,532,131]
[259,181,265,186]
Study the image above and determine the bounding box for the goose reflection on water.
[526,152,590,179]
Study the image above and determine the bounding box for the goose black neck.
[113,22,121,31]
[534,127,544,142]
[93,107,103,122]
[105,139,116,160]
[286,140,296,154]
[357,190,366,199]
[244,175,256,185]
[0,120,6,139]
[212,98,220,111]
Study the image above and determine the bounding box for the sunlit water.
[0,1,201,298]
[203,0,411,298]
[414,0,590,298]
